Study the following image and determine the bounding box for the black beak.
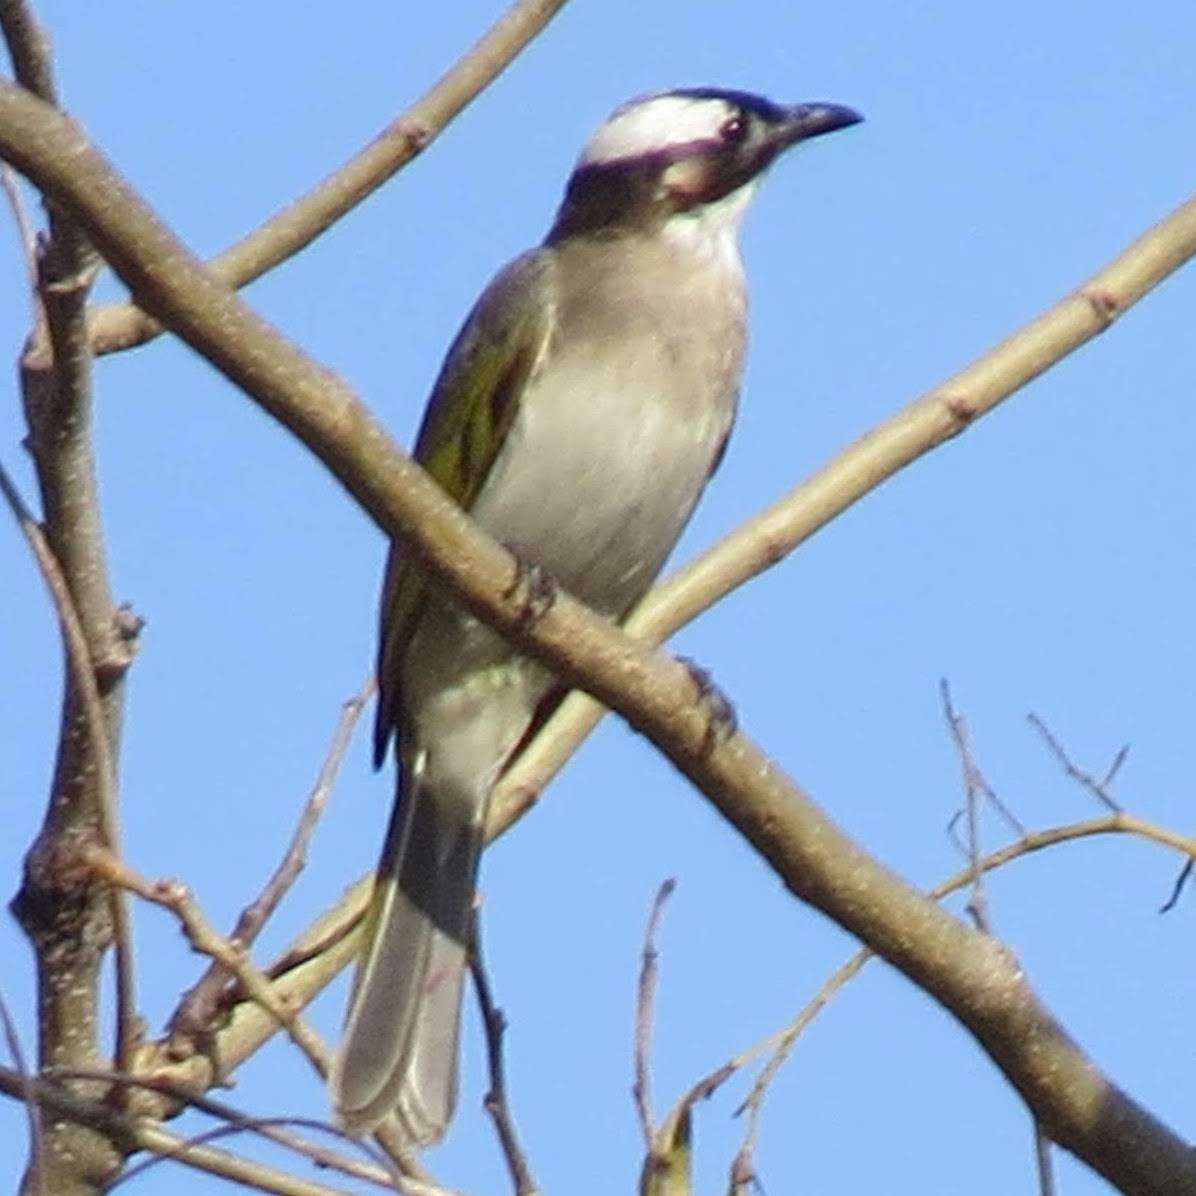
[773,101,863,149]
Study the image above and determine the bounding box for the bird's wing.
[373,249,557,765]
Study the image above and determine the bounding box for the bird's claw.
[679,656,738,753]
[503,549,557,630]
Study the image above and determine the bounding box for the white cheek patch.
[580,94,732,167]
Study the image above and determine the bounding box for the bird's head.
[547,87,861,244]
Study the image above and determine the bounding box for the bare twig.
[81,854,439,1190]
[732,951,869,1133]
[634,879,676,1148]
[1,162,38,290]
[0,460,137,1073]
[1035,1122,1056,1196]
[469,912,538,1196]
[946,689,1064,1184]
[86,0,571,356]
[111,1119,390,1194]
[721,806,1196,1163]
[0,462,121,875]
[169,675,375,1047]
[0,1064,353,1196]
[0,989,43,1193]
[1160,859,1193,914]
[82,846,333,1080]
[940,682,994,933]
[1027,713,1124,811]
[1103,744,1130,789]
[51,1067,397,1190]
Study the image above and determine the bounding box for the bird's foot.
[502,549,557,630]
[679,656,738,754]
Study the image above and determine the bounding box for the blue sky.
[3,1,1194,1192]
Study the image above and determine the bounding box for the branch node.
[396,118,432,153]
[1081,286,1120,329]
[941,392,979,427]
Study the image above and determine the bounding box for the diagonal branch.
[86,0,571,356]
[0,1065,356,1196]
[166,675,374,1050]
[2,85,1195,1195]
[682,806,1196,1186]
[487,191,1196,836]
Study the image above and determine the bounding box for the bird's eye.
[719,114,748,144]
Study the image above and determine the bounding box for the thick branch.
[488,184,1196,833]
[2,86,1194,1194]
[2,9,136,1192]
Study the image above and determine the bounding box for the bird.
[331,86,861,1142]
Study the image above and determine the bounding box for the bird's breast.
[470,264,744,617]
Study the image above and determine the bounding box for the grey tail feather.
[331,775,484,1141]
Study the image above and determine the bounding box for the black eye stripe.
[720,114,748,143]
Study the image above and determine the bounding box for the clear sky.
[3,2,1194,1193]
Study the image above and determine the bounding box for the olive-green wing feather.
[373,250,556,765]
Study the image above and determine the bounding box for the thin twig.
[1035,1123,1056,1196]
[1103,744,1130,788]
[169,674,375,1045]
[1160,859,1193,914]
[1,162,39,292]
[469,911,538,1196]
[0,988,43,1193]
[51,1067,396,1190]
[0,462,137,1069]
[946,691,1062,1184]
[0,1064,353,1196]
[83,853,441,1189]
[704,806,1196,1166]
[940,681,994,933]
[87,0,572,356]
[82,846,333,1079]
[1027,713,1124,811]
[733,951,869,1124]
[634,878,676,1148]
[110,1119,385,1194]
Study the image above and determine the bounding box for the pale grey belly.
[471,364,731,617]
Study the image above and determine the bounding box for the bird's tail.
[331,768,485,1142]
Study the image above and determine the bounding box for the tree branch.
[0,1066,357,1196]
[167,675,374,1050]
[85,0,571,356]
[83,847,334,1083]
[469,912,538,1196]
[488,192,1196,837]
[2,8,138,1190]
